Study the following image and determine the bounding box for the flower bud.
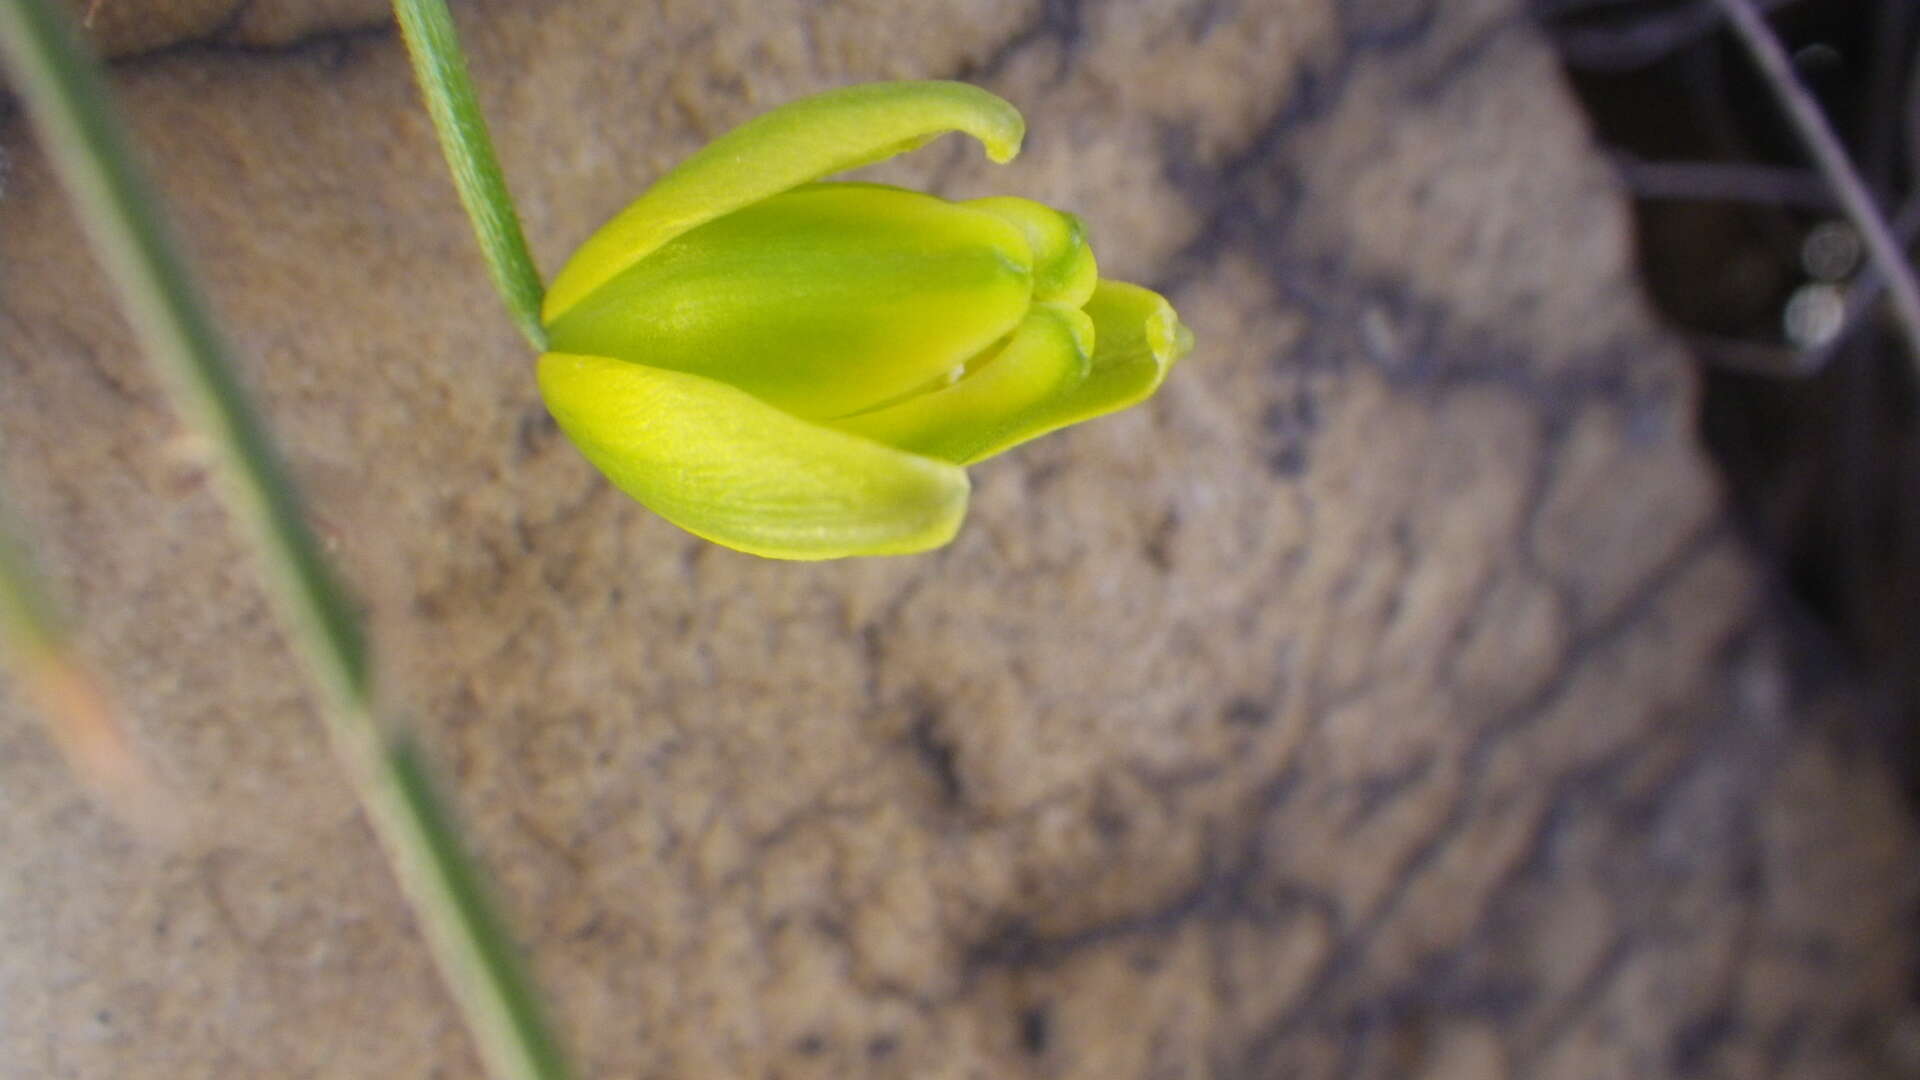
[538,81,1192,560]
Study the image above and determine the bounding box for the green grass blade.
[0,0,368,705]
[385,734,573,1078]
[393,0,548,351]
[0,3,570,1076]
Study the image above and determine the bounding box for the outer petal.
[539,353,970,560]
[828,304,1093,465]
[1001,280,1193,447]
[544,81,1025,322]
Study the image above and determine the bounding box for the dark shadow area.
[1537,0,1920,795]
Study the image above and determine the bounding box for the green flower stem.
[393,0,548,351]
[0,3,569,1077]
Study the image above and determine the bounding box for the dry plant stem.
[0,2,569,1077]
[1549,0,1800,73]
[1714,0,1920,368]
[1611,154,1837,211]
[393,0,547,351]
[0,488,163,823]
[0,494,73,689]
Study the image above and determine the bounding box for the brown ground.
[2,1,1917,1077]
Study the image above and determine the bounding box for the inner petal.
[825,303,1093,464]
[963,196,1097,307]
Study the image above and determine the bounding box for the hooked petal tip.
[545,81,1026,322]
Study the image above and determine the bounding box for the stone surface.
[3,1,1917,1077]
[59,0,390,57]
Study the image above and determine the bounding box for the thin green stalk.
[0,3,569,1077]
[393,0,548,350]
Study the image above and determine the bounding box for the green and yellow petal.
[544,81,1025,321]
[828,302,1093,465]
[963,196,1098,307]
[1009,279,1192,443]
[538,352,970,560]
[546,183,1033,420]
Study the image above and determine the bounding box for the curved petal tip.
[544,81,1025,323]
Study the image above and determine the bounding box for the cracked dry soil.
[3,1,1919,1077]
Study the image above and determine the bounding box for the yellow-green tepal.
[538,81,1192,560]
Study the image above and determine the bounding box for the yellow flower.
[538,81,1192,560]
